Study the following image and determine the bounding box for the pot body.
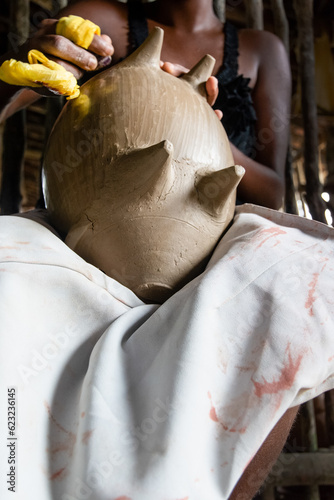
[43,29,243,302]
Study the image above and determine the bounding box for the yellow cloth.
[56,15,101,50]
[0,50,80,99]
[0,15,101,99]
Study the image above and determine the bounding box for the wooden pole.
[298,401,321,500]
[270,0,289,52]
[245,0,264,30]
[269,0,298,215]
[293,0,327,223]
[325,390,334,446]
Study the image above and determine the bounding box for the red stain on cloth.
[81,430,93,444]
[252,344,303,398]
[44,401,77,457]
[305,272,319,316]
[255,227,287,249]
[208,391,219,422]
[208,392,246,434]
[50,467,66,481]
[305,263,327,316]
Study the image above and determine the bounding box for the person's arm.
[235,30,292,209]
[229,405,299,499]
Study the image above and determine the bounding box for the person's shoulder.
[238,28,287,60]
[238,27,290,79]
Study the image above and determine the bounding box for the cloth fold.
[0,205,333,499]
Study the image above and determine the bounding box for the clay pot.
[43,27,244,302]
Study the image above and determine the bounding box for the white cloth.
[0,204,334,500]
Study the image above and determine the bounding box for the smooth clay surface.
[43,27,244,302]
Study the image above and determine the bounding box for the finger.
[36,34,98,70]
[161,61,189,77]
[214,109,223,120]
[47,56,84,80]
[88,33,114,57]
[96,55,112,69]
[161,61,179,76]
[38,18,58,29]
[37,20,113,57]
[206,76,219,106]
[101,34,112,45]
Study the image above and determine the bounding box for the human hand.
[13,18,113,93]
[160,61,222,119]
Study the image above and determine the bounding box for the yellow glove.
[0,15,101,99]
[56,15,101,50]
[0,50,80,99]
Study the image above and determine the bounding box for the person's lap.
[0,206,333,499]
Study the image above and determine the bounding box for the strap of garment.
[127,0,149,53]
[216,21,239,83]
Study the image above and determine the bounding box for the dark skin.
[1,1,295,497]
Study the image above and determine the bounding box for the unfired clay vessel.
[43,28,244,302]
